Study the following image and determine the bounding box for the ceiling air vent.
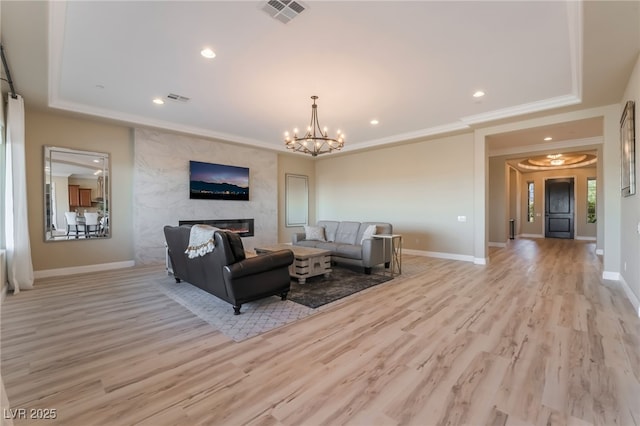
[262,0,306,24]
[167,93,190,103]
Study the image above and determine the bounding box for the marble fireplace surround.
[179,219,255,237]
[133,128,278,265]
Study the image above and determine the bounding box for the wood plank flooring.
[1,238,639,425]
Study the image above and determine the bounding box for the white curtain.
[4,95,34,293]
[0,91,5,254]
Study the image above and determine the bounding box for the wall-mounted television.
[189,161,250,201]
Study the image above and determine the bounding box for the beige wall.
[314,133,476,258]
[26,108,289,272]
[488,157,508,244]
[25,108,135,271]
[277,153,316,244]
[620,54,640,306]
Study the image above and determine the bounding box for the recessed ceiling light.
[153,98,164,105]
[201,48,216,59]
[473,90,485,98]
[370,119,379,125]
[544,136,553,141]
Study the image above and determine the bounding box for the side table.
[372,234,403,276]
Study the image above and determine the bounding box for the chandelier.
[284,95,345,156]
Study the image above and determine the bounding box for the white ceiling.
[1,1,639,156]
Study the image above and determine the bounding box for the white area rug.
[157,277,316,342]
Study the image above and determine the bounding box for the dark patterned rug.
[287,264,393,309]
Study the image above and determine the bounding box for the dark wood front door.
[545,178,574,239]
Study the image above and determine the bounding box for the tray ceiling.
[1,1,639,154]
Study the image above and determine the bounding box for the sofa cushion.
[296,240,321,248]
[304,225,326,241]
[225,231,246,262]
[335,221,361,245]
[317,221,340,242]
[361,222,392,237]
[360,224,377,243]
[314,242,341,252]
[334,244,363,260]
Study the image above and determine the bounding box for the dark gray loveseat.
[292,220,392,274]
[164,225,294,314]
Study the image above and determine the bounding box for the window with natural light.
[527,181,535,223]
[587,177,597,223]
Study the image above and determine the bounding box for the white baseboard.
[403,248,476,263]
[602,271,620,281]
[488,241,507,248]
[513,234,595,242]
[34,260,136,279]
[618,274,640,317]
[0,249,5,303]
[602,271,640,318]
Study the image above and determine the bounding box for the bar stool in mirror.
[84,212,100,237]
[64,211,82,239]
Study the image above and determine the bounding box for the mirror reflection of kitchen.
[44,146,110,241]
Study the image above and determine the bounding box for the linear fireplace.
[179,218,254,237]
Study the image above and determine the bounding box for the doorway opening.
[545,177,575,239]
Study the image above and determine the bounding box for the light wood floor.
[1,238,639,426]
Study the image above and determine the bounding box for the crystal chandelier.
[547,153,565,166]
[284,96,345,157]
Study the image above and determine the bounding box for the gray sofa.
[292,220,392,274]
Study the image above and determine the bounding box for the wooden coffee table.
[255,244,332,284]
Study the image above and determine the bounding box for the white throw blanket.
[185,225,220,259]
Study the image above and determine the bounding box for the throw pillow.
[304,225,327,241]
[361,224,378,244]
[226,231,246,261]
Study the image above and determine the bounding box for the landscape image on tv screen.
[189,161,250,201]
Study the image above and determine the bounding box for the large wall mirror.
[44,146,110,241]
[285,173,308,227]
